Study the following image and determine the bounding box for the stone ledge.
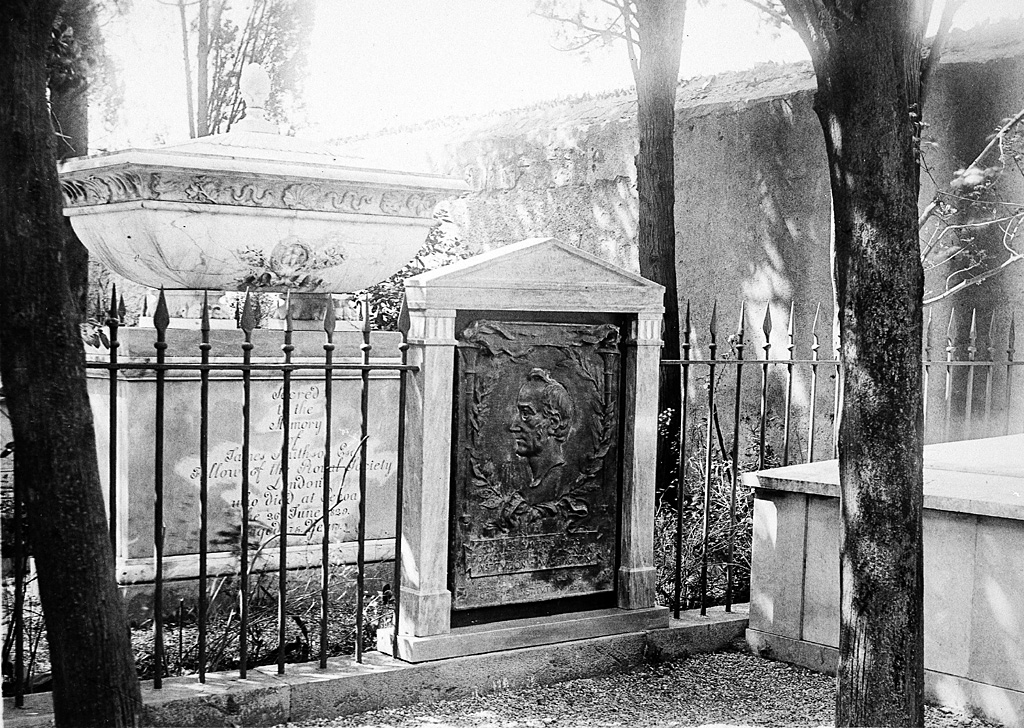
[378,606,671,663]
[2,606,748,728]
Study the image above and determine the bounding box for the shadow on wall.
[672,92,835,460]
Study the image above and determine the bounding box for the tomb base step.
[377,605,670,663]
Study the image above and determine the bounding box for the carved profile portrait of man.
[508,367,575,505]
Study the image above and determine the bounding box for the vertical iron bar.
[782,302,795,466]
[393,302,411,656]
[983,313,995,437]
[239,293,256,679]
[807,304,821,463]
[673,303,691,618]
[699,303,717,617]
[726,302,745,612]
[356,297,371,662]
[177,598,184,675]
[153,290,169,689]
[923,309,932,441]
[320,300,336,669]
[965,309,978,438]
[1007,313,1016,435]
[759,306,773,470]
[942,311,958,442]
[107,286,120,552]
[832,340,841,460]
[944,309,956,442]
[13,438,24,707]
[278,296,294,675]
[198,293,211,682]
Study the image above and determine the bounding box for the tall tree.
[0,2,142,725]
[48,0,101,315]
[534,0,685,361]
[534,0,686,491]
[776,0,932,723]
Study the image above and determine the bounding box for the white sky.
[94,0,1023,151]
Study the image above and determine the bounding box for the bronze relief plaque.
[451,320,621,611]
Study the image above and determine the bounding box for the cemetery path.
[279,647,1002,728]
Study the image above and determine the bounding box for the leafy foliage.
[359,204,474,331]
[653,410,777,611]
[46,0,124,147]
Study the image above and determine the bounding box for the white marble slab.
[744,434,1024,522]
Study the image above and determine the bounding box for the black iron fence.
[4,289,415,705]
[2,295,1021,706]
[658,301,1021,620]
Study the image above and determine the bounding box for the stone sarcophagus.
[379,237,669,662]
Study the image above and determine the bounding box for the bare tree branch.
[921,105,1024,303]
[925,250,1024,305]
[736,0,793,28]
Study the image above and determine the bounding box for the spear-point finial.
[323,295,337,335]
[683,300,692,340]
[969,308,978,348]
[362,294,372,334]
[986,311,996,357]
[283,291,294,337]
[1008,311,1016,354]
[118,295,126,323]
[109,284,119,320]
[153,289,170,334]
[709,300,718,339]
[397,296,411,336]
[200,290,211,334]
[762,304,773,340]
[239,291,256,335]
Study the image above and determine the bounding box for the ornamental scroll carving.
[60,167,443,219]
[451,320,622,611]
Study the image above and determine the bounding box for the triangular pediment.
[409,238,658,289]
[405,238,664,314]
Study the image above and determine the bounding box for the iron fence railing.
[1,295,1021,706]
[659,302,1021,620]
[3,289,415,705]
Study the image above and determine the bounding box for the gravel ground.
[281,647,1002,728]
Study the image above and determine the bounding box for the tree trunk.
[780,1,926,725]
[635,0,687,496]
[197,0,210,136]
[50,0,95,318]
[635,0,685,362]
[0,4,143,726]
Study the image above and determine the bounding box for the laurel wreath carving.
[461,322,618,537]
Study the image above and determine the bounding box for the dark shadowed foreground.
[280,647,1001,728]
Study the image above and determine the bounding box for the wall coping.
[742,434,1024,522]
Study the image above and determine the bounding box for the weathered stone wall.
[339,23,1024,438]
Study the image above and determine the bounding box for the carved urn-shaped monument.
[58,64,467,312]
[56,66,468,609]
